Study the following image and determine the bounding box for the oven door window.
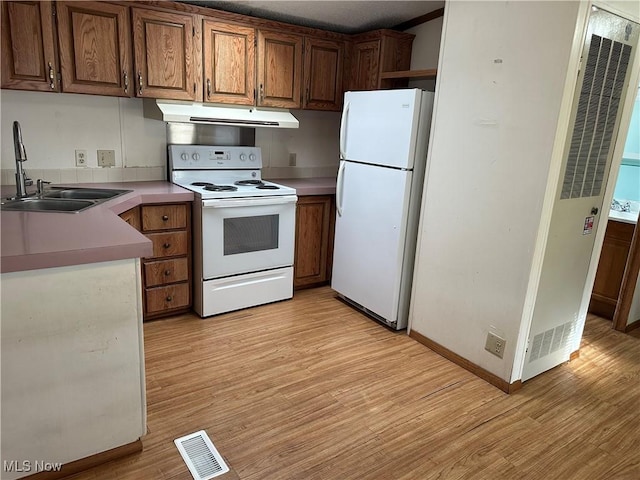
[224,214,279,255]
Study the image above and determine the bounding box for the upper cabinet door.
[203,20,255,105]
[349,40,381,91]
[257,30,302,109]
[56,2,131,97]
[1,0,59,92]
[132,8,196,100]
[303,37,344,111]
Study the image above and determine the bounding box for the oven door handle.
[202,195,298,208]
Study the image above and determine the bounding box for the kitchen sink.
[1,198,96,213]
[42,187,131,200]
[1,187,132,213]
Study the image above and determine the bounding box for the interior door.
[522,9,639,381]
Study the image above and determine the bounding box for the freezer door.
[341,89,422,169]
[332,160,412,324]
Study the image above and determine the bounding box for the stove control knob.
[192,153,200,161]
[249,153,256,162]
[240,153,247,161]
[180,152,189,161]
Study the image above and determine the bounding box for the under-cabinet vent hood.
[143,99,299,129]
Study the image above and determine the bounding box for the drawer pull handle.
[163,243,171,249]
[164,270,171,276]
[162,215,169,221]
[166,295,173,302]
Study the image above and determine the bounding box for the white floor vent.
[174,430,230,480]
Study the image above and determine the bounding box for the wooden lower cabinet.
[119,202,192,320]
[294,195,335,289]
[589,219,635,319]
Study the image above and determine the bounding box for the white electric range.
[169,145,297,317]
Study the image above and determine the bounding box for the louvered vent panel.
[528,321,575,363]
[561,35,632,199]
[174,430,229,480]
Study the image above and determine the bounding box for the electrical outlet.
[485,332,506,359]
[75,149,87,167]
[97,150,116,167]
[289,152,297,167]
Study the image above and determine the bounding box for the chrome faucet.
[13,121,32,198]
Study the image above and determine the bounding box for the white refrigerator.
[332,89,434,330]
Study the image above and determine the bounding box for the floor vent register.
[174,430,230,480]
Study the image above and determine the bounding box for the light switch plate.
[97,150,115,167]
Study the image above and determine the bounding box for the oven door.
[201,195,297,279]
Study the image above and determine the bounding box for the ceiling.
[178,1,445,34]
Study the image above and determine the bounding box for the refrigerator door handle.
[339,101,350,160]
[336,160,346,217]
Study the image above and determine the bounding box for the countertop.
[268,177,336,196]
[609,209,638,224]
[1,181,193,274]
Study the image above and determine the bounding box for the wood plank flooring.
[66,287,640,480]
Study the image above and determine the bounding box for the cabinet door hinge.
[253,88,256,102]
[52,3,56,16]
[194,82,196,94]
[254,37,257,47]
[193,26,196,37]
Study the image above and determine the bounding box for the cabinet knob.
[163,243,171,249]
[162,215,169,221]
[164,270,171,276]
[166,295,173,302]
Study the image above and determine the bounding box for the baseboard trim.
[24,439,142,480]
[409,330,521,394]
[625,318,640,333]
[570,350,580,361]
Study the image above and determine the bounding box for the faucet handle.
[36,179,51,195]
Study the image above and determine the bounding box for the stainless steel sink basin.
[1,198,96,213]
[42,187,131,200]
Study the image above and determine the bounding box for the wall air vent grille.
[529,321,575,363]
[561,34,632,199]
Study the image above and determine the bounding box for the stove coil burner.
[256,185,280,190]
[191,182,213,187]
[203,184,238,192]
[234,180,264,186]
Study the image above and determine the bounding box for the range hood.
[143,99,299,128]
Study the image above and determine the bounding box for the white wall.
[405,16,443,92]
[257,109,341,179]
[409,1,583,382]
[0,90,343,185]
[0,90,167,184]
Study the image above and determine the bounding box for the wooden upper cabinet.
[257,30,303,108]
[132,8,196,100]
[203,20,255,105]
[349,39,381,91]
[1,0,59,92]
[303,37,344,111]
[347,30,414,91]
[56,2,131,96]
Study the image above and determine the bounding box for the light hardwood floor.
[67,287,640,480]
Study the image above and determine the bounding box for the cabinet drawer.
[147,231,188,258]
[144,257,189,287]
[119,206,141,230]
[142,204,187,231]
[145,283,190,314]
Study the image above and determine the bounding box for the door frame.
[613,222,640,331]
